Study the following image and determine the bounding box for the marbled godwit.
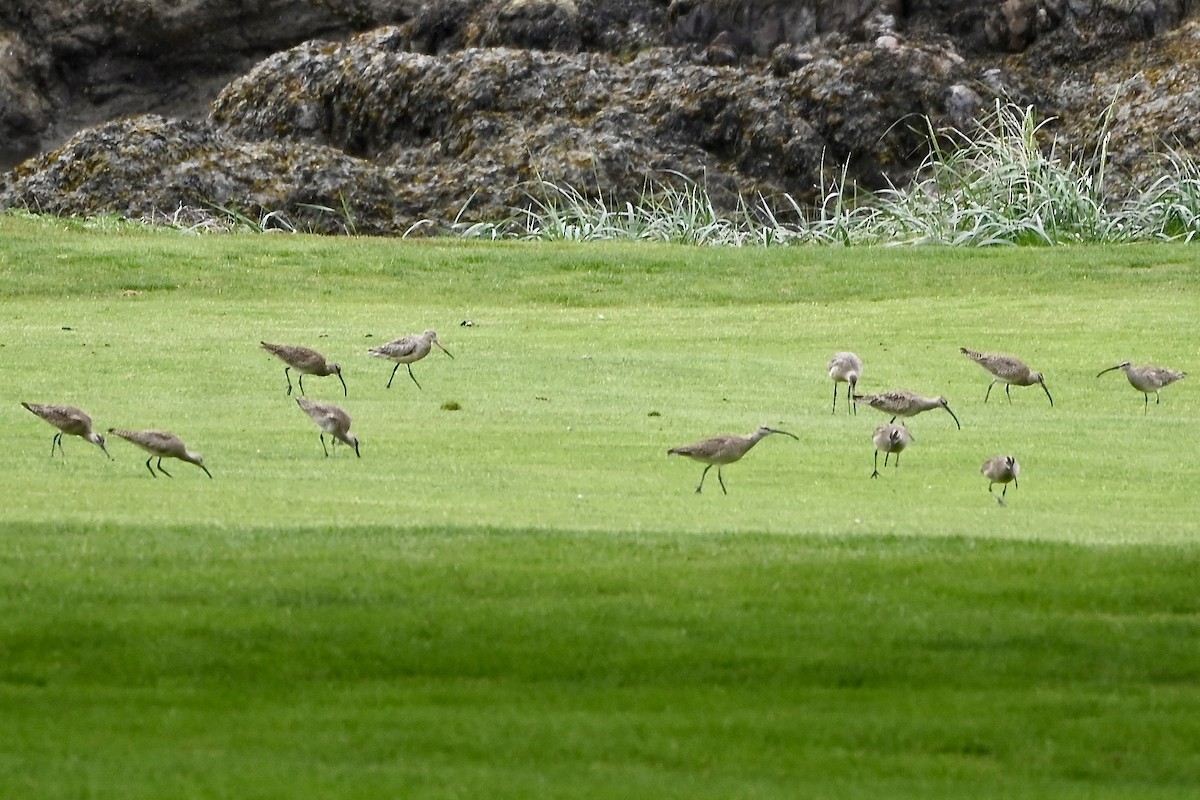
[107,428,212,478]
[870,423,912,478]
[296,397,360,457]
[1096,361,1186,412]
[960,348,1053,406]
[260,342,347,396]
[21,402,112,459]
[368,329,453,389]
[667,425,798,494]
[827,352,862,414]
[981,455,1019,506]
[853,390,961,429]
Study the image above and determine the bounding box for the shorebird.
[667,425,798,494]
[296,397,360,457]
[107,428,212,478]
[21,402,112,460]
[368,329,453,389]
[960,347,1053,406]
[1096,361,1186,412]
[260,342,347,396]
[981,455,1020,506]
[853,390,961,429]
[870,423,912,478]
[827,351,862,414]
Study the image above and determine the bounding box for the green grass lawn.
[1,214,1198,797]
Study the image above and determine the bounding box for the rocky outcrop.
[1,0,1197,234]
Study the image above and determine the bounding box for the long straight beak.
[435,340,454,359]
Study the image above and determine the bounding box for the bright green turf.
[1,214,1198,797]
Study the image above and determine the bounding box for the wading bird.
[960,347,1053,406]
[296,397,360,457]
[1096,361,1186,413]
[981,455,1020,506]
[260,342,347,396]
[369,329,453,389]
[870,423,912,478]
[853,390,961,430]
[667,425,798,494]
[827,351,863,414]
[107,428,212,478]
[21,402,112,460]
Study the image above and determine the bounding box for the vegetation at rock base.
[2,215,1198,797]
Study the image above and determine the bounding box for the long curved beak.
[435,340,454,359]
[1040,380,1054,407]
[1096,364,1121,378]
[766,428,799,440]
[336,371,349,396]
[943,405,962,430]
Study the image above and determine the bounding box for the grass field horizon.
[2,214,1199,797]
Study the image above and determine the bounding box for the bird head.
[427,330,454,359]
[90,432,114,460]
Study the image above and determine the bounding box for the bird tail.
[960,347,982,360]
[667,447,689,456]
[20,401,33,412]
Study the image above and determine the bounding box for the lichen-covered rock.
[0,115,418,234]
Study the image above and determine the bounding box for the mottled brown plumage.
[853,390,961,430]
[961,347,1053,406]
[368,329,453,389]
[22,402,112,460]
[667,425,797,494]
[827,351,862,415]
[870,423,912,478]
[107,428,212,478]
[296,397,360,457]
[261,342,347,396]
[1097,361,1186,413]
[981,455,1020,506]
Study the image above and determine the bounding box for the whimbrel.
[260,342,347,396]
[21,402,112,460]
[1096,361,1186,413]
[827,352,862,414]
[853,390,961,429]
[107,428,212,478]
[667,425,798,494]
[981,455,1020,506]
[870,423,912,478]
[368,329,453,389]
[960,348,1053,406]
[296,397,360,457]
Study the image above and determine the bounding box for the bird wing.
[373,336,418,358]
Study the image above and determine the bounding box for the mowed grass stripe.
[1,527,1199,798]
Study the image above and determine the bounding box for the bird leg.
[871,450,881,478]
[831,382,838,414]
[144,457,157,478]
[407,364,423,390]
[1004,383,1013,403]
[695,464,712,494]
[984,380,996,403]
[298,373,307,396]
[386,363,401,389]
[51,432,64,458]
[716,467,728,495]
[156,458,174,478]
[850,385,857,415]
[284,366,294,396]
[319,434,330,457]
[1144,393,1150,414]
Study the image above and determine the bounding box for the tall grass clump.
[457,102,1200,247]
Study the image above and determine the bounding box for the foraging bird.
[827,351,863,414]
[21,402,112,460]
[296,397,360,457]
[1096,361,1186,413]
[853,390,961,430]
[960,348,1053,406]
[369,329,453,389]
[981,455,1020,506]
[870,423,912,478]
[667,425,798,494]
[107,428,212,478]
[260,342,347,396]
